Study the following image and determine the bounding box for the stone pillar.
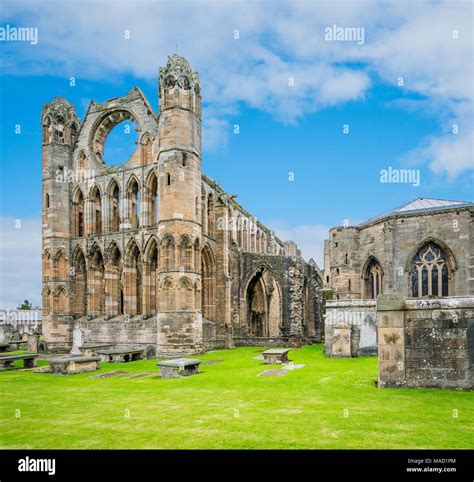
[377,293,406,388]
[27,333,39,353]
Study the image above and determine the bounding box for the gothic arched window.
[410,242,449,297]
[369,262,382,299]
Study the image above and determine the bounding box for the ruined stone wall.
[41,54,322,356]
[378,294,474,390]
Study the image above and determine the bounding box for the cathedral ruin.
[41,54,323,356]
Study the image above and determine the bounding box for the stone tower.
[41,98,80,346]
[156,55,203,355]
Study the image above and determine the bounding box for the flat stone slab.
[202,359,224,365]
[263,349,290,355]
[91,370,129,379]
[252,355,264,360]
[257,368,288,377]
[157,358,202,379]
[124,372,154,379]
[50,356,100,375]
[33,365,51,373]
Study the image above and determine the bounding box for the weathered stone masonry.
[377,294,473,390]
[41,54,323,356]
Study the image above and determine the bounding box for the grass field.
[0,344,472,449]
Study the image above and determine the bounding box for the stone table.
[262,348,290,365]
[157,358,202,379]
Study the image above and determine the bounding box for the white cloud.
[3,0,473,175]
[270,221,329,268]
[0,217,42,309]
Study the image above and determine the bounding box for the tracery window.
[410,242,449,297]
[369,262,382,299]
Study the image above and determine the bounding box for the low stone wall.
[324,300,377,357]
[378,294,474,390]
[75,316,157,353]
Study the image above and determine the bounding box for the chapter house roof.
[359,197,473,227]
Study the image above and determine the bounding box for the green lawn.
[0,344,472,449]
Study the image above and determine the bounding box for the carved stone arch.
[242,265,283,338]
[70,121,79,144]
[53,249,68,279]
[144,169,158,227]
[178,234,193,271]
[140,132,153,165]
[143,236,159,316]
[78,149,88,170]
[241,263,282,296]
[88,183,102,199]
[106,178,121,233]
[89,107,141,164]
[72,186,85,237]
[177,276,193,310]
[53,285,69,313]
[160,276,175,311]
[201,244,216,320]
[361,255,384,279]
[143,235,159,262]
[42,286,52,315]
[103,241,123,317]
[123,238,142,315]
[405,237,456,272]
[72,246,88,317]
[43,250,53,280]
[361,255,383,299]
[160,234,176,270]
[125,174,141,229]
[88,183,103,235]
[407,238,456,298]
[123,238,142,265]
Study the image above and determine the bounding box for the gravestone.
[331,326,352,357]
[71,325,83,355]
[27,333,39,353]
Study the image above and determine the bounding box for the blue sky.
[0,0,472,308]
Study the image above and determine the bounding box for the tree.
[17,299,33,310]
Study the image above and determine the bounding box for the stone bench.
[0,354,38,371]
[157,358,202,379]
[262,348,290,365]
[78,343,115,357]
[50,356,100,375]
[97,349,144,363]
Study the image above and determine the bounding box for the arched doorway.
[245,267,282,338]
